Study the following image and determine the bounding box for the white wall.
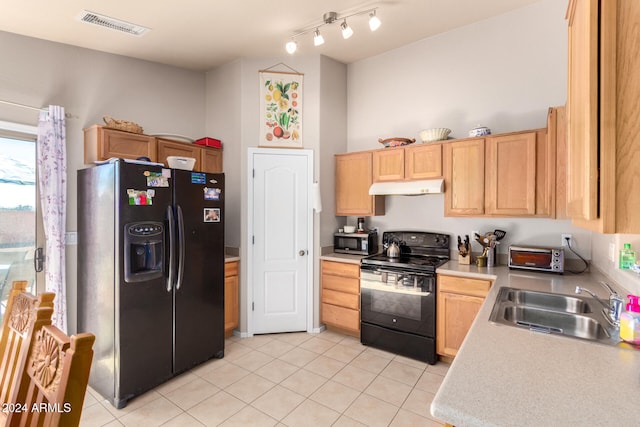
[344,0,591,258]
[591,233,640,295]
[206,55,348,333]
[0,30,207,333]
[206,61,242,249]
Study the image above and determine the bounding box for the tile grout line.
[82,331,447,426]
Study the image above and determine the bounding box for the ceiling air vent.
[77,10,150,36]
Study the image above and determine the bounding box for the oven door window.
[361,273,435,337]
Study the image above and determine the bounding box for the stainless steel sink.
[503,289,593,314]
[500,306,609,340]
[489,287,620,346]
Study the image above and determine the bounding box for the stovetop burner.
[361,231,451,273]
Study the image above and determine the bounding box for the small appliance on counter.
[334,230,378,255]
[508,245,564,273]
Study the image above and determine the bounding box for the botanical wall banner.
[259,71,303,148]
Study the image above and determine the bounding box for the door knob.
[299,250,307,256]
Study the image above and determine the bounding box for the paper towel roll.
[312,182,322,213]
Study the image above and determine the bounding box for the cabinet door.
[335,152,385,216]
[224,262,239,336]
[443,139,485,216]
[201,148,223,173]
[485,133,537,215]
[157,139,202,171]
[372,149,405,182]
[566,0,599,221]
[84,126,157,163]
[405,144,442,179]
[436,291,484,358]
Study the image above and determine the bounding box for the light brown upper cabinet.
[84,125,157,163]
[406,144,443,180]
[444,128,553,218]
[485,130,554,216]
[443,138,485,216]
[201,148,223,174]
[566,0,640,233]
[485,132,537,215]
[373,148,405,182]
[335,151,385,216]
[84,125,223,174]
[157,138,203,172]
[372,144,443,182]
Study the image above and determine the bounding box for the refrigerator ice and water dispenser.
[124,221,164,282]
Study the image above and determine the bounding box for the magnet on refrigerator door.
[191,172,206,184]
[204,208,220,222]
[204,187,221,200]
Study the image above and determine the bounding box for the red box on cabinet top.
[195,137,222,148]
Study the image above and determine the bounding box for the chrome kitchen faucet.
[575,282,623,327]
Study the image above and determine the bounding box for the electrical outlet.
[609,243,616,262]
[561,234,572,247]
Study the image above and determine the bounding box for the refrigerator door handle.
[166,206,175,292]
[176,204,186,290]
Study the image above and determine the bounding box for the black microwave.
[334,231,378,255]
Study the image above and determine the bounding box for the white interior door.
[249,148,312,334]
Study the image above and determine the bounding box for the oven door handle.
[372,268,433,277]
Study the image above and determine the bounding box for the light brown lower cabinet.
[224,260,239,338]
[437,274,492,358]
[321,260,361,334]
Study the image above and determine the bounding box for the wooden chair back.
[7,326,95,427]
[0,281,55,414]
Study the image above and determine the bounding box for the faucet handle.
[609,292,624,326]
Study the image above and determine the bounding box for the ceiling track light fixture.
[369,10,381,31]
[285,7,381,54]
[313,28,325,46]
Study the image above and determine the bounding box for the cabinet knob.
[299,250,307,256]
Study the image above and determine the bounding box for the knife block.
[458,254,471,265]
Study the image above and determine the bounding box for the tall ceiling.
[0,0,543,71]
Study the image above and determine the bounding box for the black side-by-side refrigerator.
[78,159,225,408]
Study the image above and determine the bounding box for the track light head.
[369,10,381,31]
[340,20,353,39]
[285,39,297,54]
[313,29,324,46]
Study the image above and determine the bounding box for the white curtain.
[37,105,67,331]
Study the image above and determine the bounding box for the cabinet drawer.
[321,303,360,332]
[321,260,360,279]
[322,274,360,294]
[438,274,491,297]
[225,260,239,277]
[322,289,359,310]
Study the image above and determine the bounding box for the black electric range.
[360,231,451,364]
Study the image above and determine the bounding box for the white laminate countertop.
[431,261,640,426]
[225,255,240,263]
[319,252,365,265]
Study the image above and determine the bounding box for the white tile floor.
[80,330,448,426]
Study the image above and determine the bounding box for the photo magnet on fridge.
[204,208,220,223]
[204,187,221,200]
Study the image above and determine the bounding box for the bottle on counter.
[620,294,640,345]
[619,243,636,270]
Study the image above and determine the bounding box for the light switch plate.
[65,231,78,245]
